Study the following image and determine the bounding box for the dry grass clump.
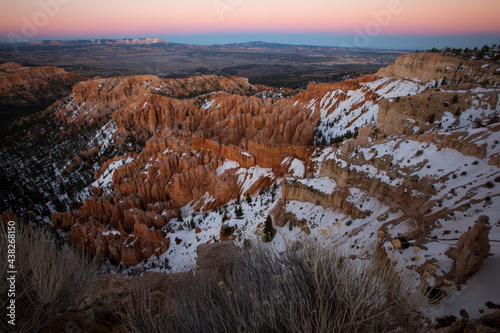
[0,221,100,333]
[122,284,176,333]
[124,241,426,333]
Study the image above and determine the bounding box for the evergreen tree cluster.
[426,44,500,61]
[312,127,359,146]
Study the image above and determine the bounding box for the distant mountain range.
[0,38,408,87]
[2,37,404,50]
[17,37,167,46]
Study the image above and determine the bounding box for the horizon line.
[1,33,499,51]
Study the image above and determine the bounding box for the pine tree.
[235,206,243,219]
[263,215,273,242]
[246,194,252,204]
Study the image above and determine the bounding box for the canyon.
[1,51,499,323]
[0,62,83,121]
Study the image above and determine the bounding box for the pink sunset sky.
[1,0,499,49]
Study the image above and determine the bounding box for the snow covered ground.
[91,157,135,193]
[117,184,283,274]
[311,77,435,144]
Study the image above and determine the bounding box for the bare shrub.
[125,241,426,333]
[0,221,100,333]
[121,285,176,333]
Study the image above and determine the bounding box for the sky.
[1,0,499,50]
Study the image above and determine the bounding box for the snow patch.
[297,177,337,194]
[216,160,240,176]
[236,166,273,195]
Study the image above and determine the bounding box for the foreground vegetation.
[124,241,427,333]
[0,221,100,333]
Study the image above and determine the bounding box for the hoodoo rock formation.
[48,73,322,265]
[452,216,492,284]
[43,53,500,285]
